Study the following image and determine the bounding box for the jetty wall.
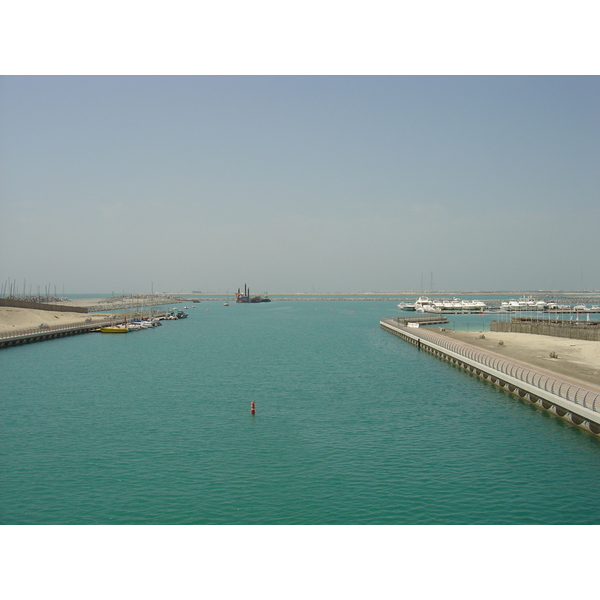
[380,318,600,435]
[0,320,117,349]
[491,319,600,341]
[0,298,88,313]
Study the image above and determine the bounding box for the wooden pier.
[380,318,600,435]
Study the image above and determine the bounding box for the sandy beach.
[434,328,600,389]
[0,297,122,334]
[0,297,168,335]
[0,306,111,333]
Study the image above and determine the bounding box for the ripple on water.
[2,301,600,524]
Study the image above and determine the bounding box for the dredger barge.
[235,284,271,303]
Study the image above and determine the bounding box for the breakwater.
[0,320,116,348]
[380,318,600,435]
[491,318,600,341]
[81,300,178,312]
[0,298,88,313]
[385,315,449,326]
[0,310,174,348]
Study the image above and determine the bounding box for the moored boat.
[397,302,416,311]
[460,299,487,311]
[129,319,158,329]
[414,297,435,312]
[165,309,188,319]
[500,296,547,311]
[399,296,487,313]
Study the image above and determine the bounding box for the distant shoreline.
[169,290,600,297]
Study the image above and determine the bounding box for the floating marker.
[250,400,255,415]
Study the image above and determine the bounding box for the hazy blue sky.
[1,76,599,293]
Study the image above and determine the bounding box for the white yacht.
[399,296,487,313]
[424,297,487,313]
[500,296,547,311]
[460,299,487,312]
[414,297,436,312]
[397,301,416,311]
[398,297,435,312]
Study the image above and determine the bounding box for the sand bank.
[434,328,600,389]
[0,307,110,334]
[0,296,176,335]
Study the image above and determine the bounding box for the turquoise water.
[2,300,600,524]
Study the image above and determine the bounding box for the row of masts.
[1,278,66,302]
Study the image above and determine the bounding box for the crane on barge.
[235,284,271,303]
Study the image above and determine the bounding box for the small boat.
[397,302,416,311]
[165,309,189,319]
[129,319,156,329]
[100,326,128,333]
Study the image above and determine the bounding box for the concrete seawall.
[0,320,117,348]
[380,318,600,435]
[0,298,88,313]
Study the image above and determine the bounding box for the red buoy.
[250,400,255,415]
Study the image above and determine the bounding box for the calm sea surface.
[2,300,600,524]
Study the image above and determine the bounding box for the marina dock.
[387,315,449,326]
[0,320,116,348]
[380,317,600,435]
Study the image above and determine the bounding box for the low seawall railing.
[491,319,600,341]
[0,320,117,341]
[381,319,600,415]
